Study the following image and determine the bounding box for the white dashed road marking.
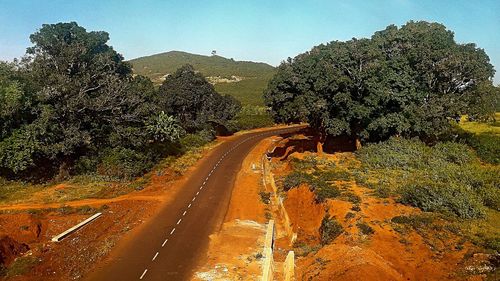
[135,128,299,280]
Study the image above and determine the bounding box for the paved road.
[86,126,301,281]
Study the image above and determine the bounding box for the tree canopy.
[264,21,497,143]
[0,22,243,180]
[158,64,241,133]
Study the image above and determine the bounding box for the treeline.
[0,22,241,181]
[265,21,499,144]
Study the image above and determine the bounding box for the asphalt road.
[86,126,301,281]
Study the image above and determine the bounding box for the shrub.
[234,111,274,130]
[342,191,361,204]
[357,221,375,235]
[314,185,341,203]
[399,182,485,219]
[462,133,499,164]
[283,172,313,191]
[73,155,99,174]
[290,156,319,171]
[390,214,435,232]
[314,169,351,182]
[345,212,356,220]
[179,133,209,148]
[98,148,154,180]
[433,142,476,165]
[283,171,340,201]
[356,137,431,170]
[259,191,271,204]
[319,215,343,245]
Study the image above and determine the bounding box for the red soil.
[269,136,489,281]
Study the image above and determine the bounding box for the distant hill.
[129,51,276,105]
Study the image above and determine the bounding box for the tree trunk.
[355,137,362,150]
[317,141,323,155]
[55,158,71,182]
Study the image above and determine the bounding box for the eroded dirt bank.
[268,132,497,281]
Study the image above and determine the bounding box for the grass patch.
[282,171,340,202]
[293,241,322,257]
[4,256,39,278]
[355,137,499,219]
[458,113,500,164]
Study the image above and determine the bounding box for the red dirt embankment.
[0,236,29,268]
[269,134,490,281]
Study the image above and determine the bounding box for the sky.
[0,0,499,84]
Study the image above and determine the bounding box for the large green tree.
[0,22,182,178]
[158,64,241,133]
[265,21,496,144]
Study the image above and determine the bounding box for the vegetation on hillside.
[265,21,499,144]
[355,138,499,219]
[130,51,276,106]
[158,64,241,133]
[0,22,242,183]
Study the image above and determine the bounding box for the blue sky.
[1,0,499,84]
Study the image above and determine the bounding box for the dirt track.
[84,126,302,281]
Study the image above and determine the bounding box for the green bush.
[357,221,375,235]
[283,172,313,191]
[74,155,99,174]
[313,169,351,181]
[234,112,274,130]
[314,185,341,203]
[399,182,485,219]
[98,148,154,180]
[342,192,361,204]
[433,142,477,165]
[180,133,210,148]
[232,105,274,130]
[464,133,500,164]
[356,137,431,170]
[259,191,271,204]
[356,137,499,218]
[319,215,343,245]
[283,171,340,202]
[290,156,319,171]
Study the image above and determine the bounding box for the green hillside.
[129,51,275,105]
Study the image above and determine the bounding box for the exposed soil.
[0,236,29,267]
[269,136,493,281]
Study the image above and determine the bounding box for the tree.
[0,22,161,178]
[265,21,496,144]
[158,64,241,133]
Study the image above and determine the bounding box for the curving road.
[86,126,301,281]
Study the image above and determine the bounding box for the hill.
[129,51,276,105]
